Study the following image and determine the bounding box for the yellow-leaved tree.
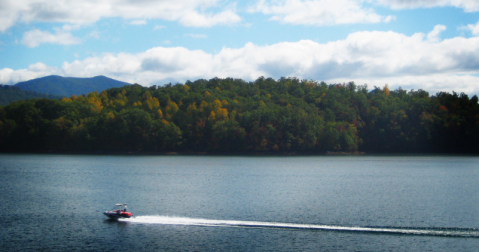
[165,99,179,119]
[143,91,160,110]
[112,91,128,107]
[206,99,229,121]
[87,92,103,113]
[180,84,190,93]
[383,84,390,97]
[208,111,216,121]
[216,108,229,120]
[211,99,222,111]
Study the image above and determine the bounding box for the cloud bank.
[249,0,479,26]
[0,0,241,32]
[249,0,394,26]
[2,27,479,95]
[2,0,478,33]
[463,20,479,36]
[22,29,81,47]
[372,0,479,12]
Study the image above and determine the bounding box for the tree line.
[0,85,62,106]
[0,77,478,153]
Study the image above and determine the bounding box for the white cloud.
[330,74,479,96]
[184,33,208,39]
[0,63,60,84]
[3,28,479,95]
[28,62,58,73]
[249,0,394,26]
[154,25,166,30]
[178,9,240,27]
[22,29,81,47]
[0,0,241,32]
[427,24,446,42]
[130,20,147,25]
[462,20,479,36]
[372,0,479,12]
[1,0,476,34]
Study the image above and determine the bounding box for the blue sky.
[1,0,479,96]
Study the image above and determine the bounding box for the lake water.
[1,154,479,251]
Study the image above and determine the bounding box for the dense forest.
[0,77,478,154]
[0,85,62,106]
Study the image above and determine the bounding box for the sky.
[1,0,479,96]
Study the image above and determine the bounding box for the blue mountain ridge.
[14,75,132,97]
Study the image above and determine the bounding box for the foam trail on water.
[119,216,479,238]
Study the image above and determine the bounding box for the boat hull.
[103,211,133,219]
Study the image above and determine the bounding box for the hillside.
[0,85,63,106]
[14,75,131,97]
[0,77,478,154]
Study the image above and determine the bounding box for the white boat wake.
[119,216,479,238]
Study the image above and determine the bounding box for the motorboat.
[103,203,133,219]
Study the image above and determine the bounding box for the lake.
[1,154,479,251]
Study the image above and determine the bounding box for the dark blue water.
[1,154,479,251]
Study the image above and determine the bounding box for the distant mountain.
[14,75,131,97]
[0,85,63,106]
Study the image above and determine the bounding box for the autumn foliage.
[0,77,478,153]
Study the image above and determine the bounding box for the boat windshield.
[111,204,128,212]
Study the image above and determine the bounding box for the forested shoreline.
[1,77,478,154]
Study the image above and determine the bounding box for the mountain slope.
[0,85,63,106]
[14,75,131,97]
